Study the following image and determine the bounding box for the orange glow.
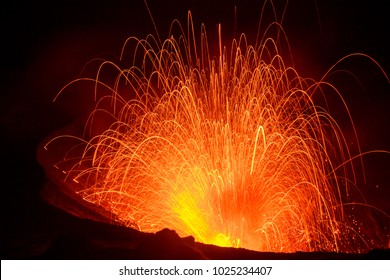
[42,14,389,253]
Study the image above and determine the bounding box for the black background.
[1,0,389,258]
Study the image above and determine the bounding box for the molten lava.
[41,15,388,253]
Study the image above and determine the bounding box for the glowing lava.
[42,14,388,253]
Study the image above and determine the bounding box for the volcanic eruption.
[38,5,389,254]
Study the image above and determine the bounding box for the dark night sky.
[1,0,389,258]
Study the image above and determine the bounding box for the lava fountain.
[39,12,389,253]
